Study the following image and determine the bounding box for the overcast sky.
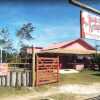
[0,0,99,49]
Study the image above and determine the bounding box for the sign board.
[0,63,8,76]
[81,11,100,40]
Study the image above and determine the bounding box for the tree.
[16,23,35,47]
[0,27,13,62]
[16,23,35,64]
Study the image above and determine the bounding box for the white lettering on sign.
[81,11,100,40]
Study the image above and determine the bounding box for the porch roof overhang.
[39,48,99,55]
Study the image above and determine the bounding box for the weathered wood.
[2,76,6,86]
[5,76,7,86]
[11,72,16,87]
[22,72,26,86]
[36,56,59,86]
[29,71,32,86]
[15,72,18,87]
[17,72,21,87]
[10,72,12,87]
[0,77,1,86]
[8,63,30,65]
[26,72,29,86]
[7,72,10,86]
[0,68,31,87]
[32,47,36,86]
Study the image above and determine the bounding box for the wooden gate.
[35,56,59,86]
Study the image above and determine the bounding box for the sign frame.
[80,11,100,40]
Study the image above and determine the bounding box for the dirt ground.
[1,83,100,100]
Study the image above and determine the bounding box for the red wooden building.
[23,38,97,70]
[21,38,97,85]
[42,38,97,69]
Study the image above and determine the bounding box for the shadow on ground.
[85,95,100,100]
[92,73,100,76]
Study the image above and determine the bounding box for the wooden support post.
[32,46,36,86]
[0,48,2,63]
[57,56,59,82]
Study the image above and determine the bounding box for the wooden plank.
[5,76,7,86]
[37,57,58,60]
[11,72,16,87]
[7,72,10,87]
[0,77,1,86]
[32,47,36,86]
[22,72,27,86]
[26,72,29,86]
[8,63,30,65]
[17,72,21,87]
[21,72,23,86]
[2,76,6,86]
[15,72,18,87]
[29,71,32,86]
[57,56,59,82]
[10,72,12,87]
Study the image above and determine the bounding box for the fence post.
[32,46,36,86]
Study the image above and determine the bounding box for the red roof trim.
[60,38,95,50]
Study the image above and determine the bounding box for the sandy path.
[1,83,100,100]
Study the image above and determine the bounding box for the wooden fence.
[0,67,32,87]
[35,56,59,86]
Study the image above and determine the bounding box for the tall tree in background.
[0,27,13,63]
[0,28,12,49]
[16,23,35,48]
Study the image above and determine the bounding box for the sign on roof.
[81,11,100,40]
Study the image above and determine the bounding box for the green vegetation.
[0,87,32,98]
[47,93,77,100]
[94,54,100,64]
[60,70,100,84]
[33,93,77,100]
[16,23,35,48]
[0,23,35,64]
[35,70,100,92]
[49,93,77,100]
[0,27,13,50]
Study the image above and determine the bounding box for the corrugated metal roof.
[41,48,97,54]
[43,38,95,50]
[44,39,75,50]
[40,38,97,54]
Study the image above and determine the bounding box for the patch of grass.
[0,87,32,98]
[60,70,100,84]
[33,93,77,100]
[34,70,100,92]
[49,93,76,100]
[35,83,59,92]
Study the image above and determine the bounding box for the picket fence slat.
[0,77,1,86]
[0,69,32,87]
[7,72,10,86]
[17,72,21,86]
